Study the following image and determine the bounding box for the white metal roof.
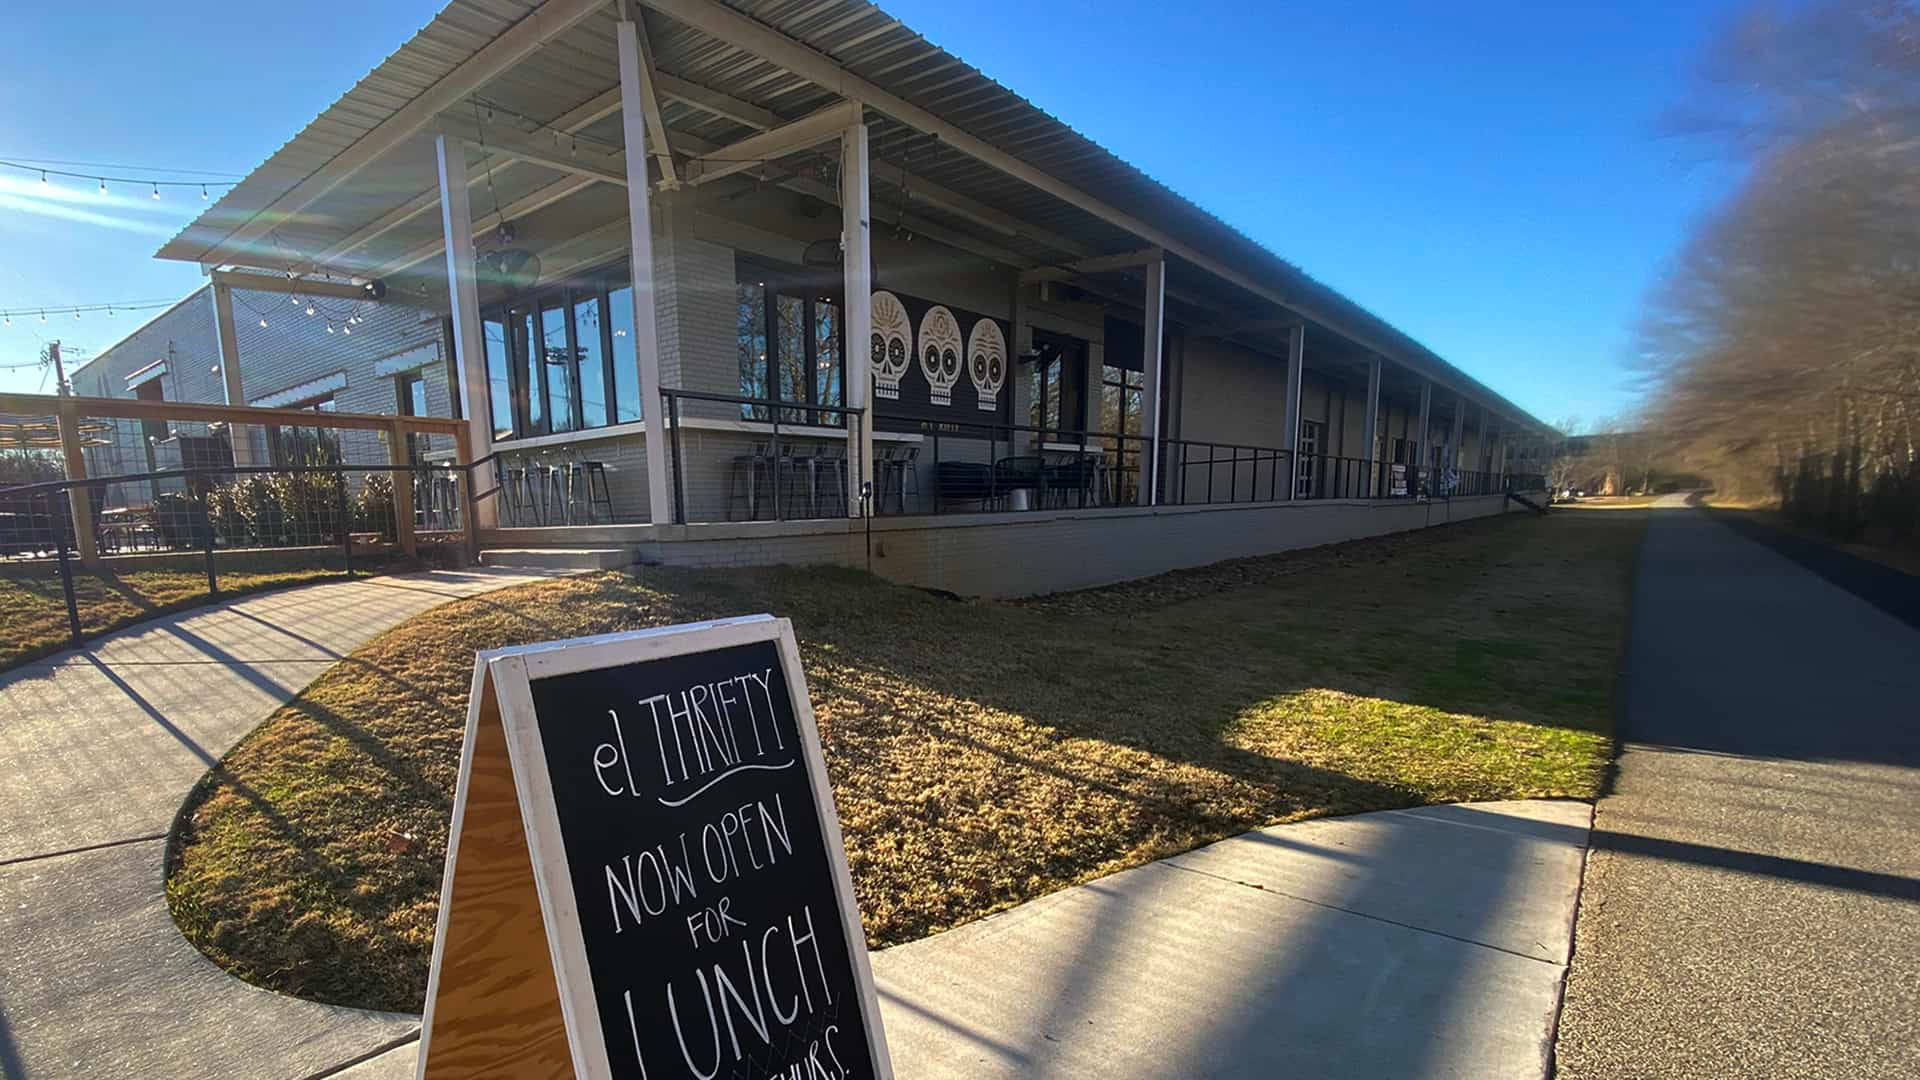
[156,0,1552,433]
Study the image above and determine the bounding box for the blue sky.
[0,0,1744,425]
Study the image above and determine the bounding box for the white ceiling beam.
[683,100,863,185]
[429,116,629,186]
[781,175,1035,268]
[310,87,627,274]
[210,269,377,300]
[628,16,682,187]
[371,173,602,278]
[656,71,780,130]
[1018,246,1163,284]
[869,160,1090,257]
[194,0,609,271]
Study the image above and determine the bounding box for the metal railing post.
[667,392,686,525]
[50,491,81,645]
[770,402,782,521]
[338,465,353,578]
[198,470,218,598]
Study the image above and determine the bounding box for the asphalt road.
[1554,498,1920,1078]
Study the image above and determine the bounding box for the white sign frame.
[417,614,893,1080]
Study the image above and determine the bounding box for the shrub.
[267,470,347,547]
[358,473,397,541]
[235,476,284,546]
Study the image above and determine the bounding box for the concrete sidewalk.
[1554,499,1920,1078]
[0,568,560,1080]
[338,799,1593,1080]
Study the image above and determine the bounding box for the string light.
[258,317,268,328]
[0,299,181,323]
[0,159,240,197]
[325,322,335,334]
[305,303,316,317]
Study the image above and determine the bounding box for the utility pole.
[48,340,68,396]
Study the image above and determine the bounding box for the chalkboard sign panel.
[417,616,891,1080]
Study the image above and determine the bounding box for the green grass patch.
[0,561,345,669]
[166,509,1644,1011]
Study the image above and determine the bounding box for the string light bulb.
[39,170,48,185]
[290,294,300,305]
[305,304,316,317]
[151,184,161,200]
[38,310,46,323]
[258,317,268,328]
[98,178,107,194]
[342,324,351,335]
[200,184,209,200]
[325,322,335,334]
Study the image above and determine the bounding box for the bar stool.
[810,444,848,518]
[892,444,921,513]
[727,442,774,521]
[536,463,570,524]
[774,443,811,520]
[568,460,614,524]
[500,465,528,526]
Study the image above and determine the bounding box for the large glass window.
[483,316,513,440]
[398,372,428,462]
[735,260,845,424]
[541,302,575,434]
[1100,363,1144,437]
[482,264,642,439]
[1028,337,1086,440]
[517,310,542,433]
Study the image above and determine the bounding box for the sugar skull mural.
[966,317,1007,412]
[870,290,912,400]
[918,304,963,407]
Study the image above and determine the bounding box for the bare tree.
[1639,1,1920,533]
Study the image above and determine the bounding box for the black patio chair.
[993,456,1043,510]
[934,461,994,510]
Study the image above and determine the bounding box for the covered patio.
[154,0,1548,578]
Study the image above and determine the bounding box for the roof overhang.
[155,0,1554,436]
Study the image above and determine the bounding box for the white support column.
[210,282,254,467]
[1282,322,1305,500]
[1450,393,1466,470]
[618,17,674,525]
[1360,355,1381,494]
[1140,255,1166,506]
[435,134,498,531]
[841,121,874,515]
[1415,379,1433,486]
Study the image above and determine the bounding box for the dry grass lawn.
[0,561,352,670]
[166,508,1644,1012]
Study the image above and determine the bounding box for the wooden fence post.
[55,400,98,567]
[389,418,418,559]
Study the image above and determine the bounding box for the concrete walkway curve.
[339,798,1595,1080]
[0,568,562,1080]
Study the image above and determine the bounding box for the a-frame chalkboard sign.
[417,615,893,1080]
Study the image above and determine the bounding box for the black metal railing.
[658,388,867,526]
[0,459,472,647]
